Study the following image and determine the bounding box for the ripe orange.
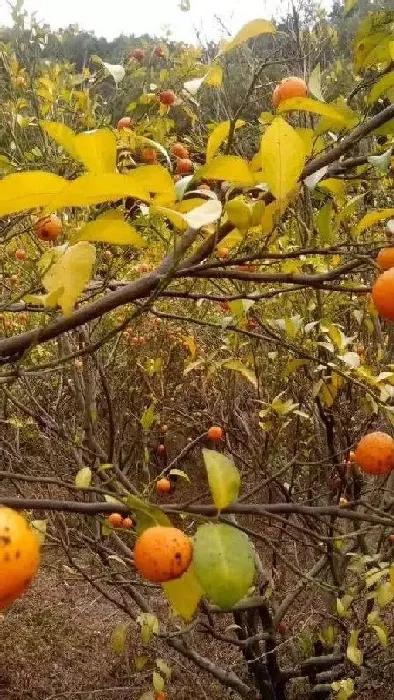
[107,513,123,528]
[176,158,194,175]
[272,76,308,109]
[156,478,171,494]
[171,142,189,159]
[218,247,229,260]
[354,431,394,475]
[159,89,176,106]
[15,249,26,261]
[137,263,150,273]
[207,426,223,441]
[153,46,165,58]
[372,269,394,321]
[122,518,135,530]
[134,526,193,582]
[377,247,394,271]
[35,214,62,242]
[389,534,394,544]
[131,48,144,62]
[141,148,158,164]
[0,508,41,610]
[117,116,133,130]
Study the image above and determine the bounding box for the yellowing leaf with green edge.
[368,70,394,103]
[222,360,258,389]
[156,659,171,680]
[372,624,388,647]
[225,198,252,231]
[344,0,359,15]
[193,523,255,609]
[201,156,254,185]
[219,19,275,55]
[346,629,362,666]
[152,672,165,693]
[318,178,346,205]
[277,97,348,125]
[75,466,92,488]
[46,173,151,212]
[0,171,66,216]
[73,128,116,173]
[41,121,79,161]
[202,448,240,509]
[354,34,392,72]
[76,210,147,247]
[308,64,324,101]
[130,164,175,195]
[206,120,245,163]
[355,209,394,235]
[377,580,394,607]
[204,62,223,87]
[162,564,203,621]
[42,241,96,317]
[260,117,306,200]
[110,623,128,654]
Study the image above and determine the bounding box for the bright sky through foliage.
[0,0,284,42]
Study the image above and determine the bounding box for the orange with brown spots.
[0,508,41,610]
[354,431,394,475]
[133,526,193,582]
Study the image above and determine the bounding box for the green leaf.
[169,469,190,482]
[135,655,149,671]
[42,242,96,317]
[76,210,147,247]
[206,120,245,163]
[156,659,172,680]
[377,580,394,607]
[219,19,275,55]
[152,671,165,693]
[222,360,258,389]
[141,402,157,430]
[355,209,394,235]
[308,64,324,101]
[225,198,252,231]
[314,202,333,244]
[30,520,47,545]
[346,629,363,666]
[201,156,254,185]
[110,623,128,653]
[202,449,241,509]
[368,70,394,103]
[332,678,355,700]
[260,117,306,200]
[75,466,92,488]
[0,171,66,216]
[278,97,348,125]
[372,623,388,647]
[193,523,255,609]
[46,173,151,212]
[163,564,203,621]
[344,0,359,15]
[137,613,160,646]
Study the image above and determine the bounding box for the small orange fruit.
[156,693,166,700]
[107,513,123,528]
[377,248,394,271]
[171,142,189,159]
[122,518,135,530]
[156,478,171,494]
[0,508,41,610]
[141,148,158,164]
[176,158,194,175]
[15,248,26,261]
[134,526,193,582]
[137,263,150,273]
[372,269,394,321]
[207,426,223,441]
[131,48,144,62]
[153,46,165,58]
[355,431,394,475]
[389,534,394,544]
[117,116,133,130]
[159,89,176,106]
[218,247,229,259]
[272,76,308,109]
[35,214,62,242]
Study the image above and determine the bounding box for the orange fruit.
[107,513,123,528]
[176,158,194,175]
[156,478,171,494]
[131,48,144,62]
[354,431,394,475]
[141,148,157,164]
[137,263,150,273]
[389,534,394,544]
[171,142,188,159]
[372,269,394,321]
[35,214,62,242]
[159,89,176,106]
[0,508,41,610]
[133,526,193,582]
[117,116,133,130]
[156,693,166,700]
[153,46,165,58]
[207,426,223,441]
[15,249,26,261]
[122,518,135,530]
[272,76,308,109]
[218,247,229,259]
[377,247,394,271]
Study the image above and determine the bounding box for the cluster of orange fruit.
[372,246,394,321]
[107,513,135,530]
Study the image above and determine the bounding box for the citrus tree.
[2,2,394,699]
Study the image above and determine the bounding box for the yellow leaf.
[222,360,258,389]
[260,200,283,234]
[368,70,394,103]
[46,173,151,212]
[151,205,187,231]
[278,97,348,125]
[219,19,275,55]
[74,129,116,173]
[296,128,314,157]
[41,121,79,161]
[202,449,241,509]
[225,198,252,231]
[0,171,65,216]
[42,241,96,316]
[152,200,222,231]
[130,164,176,195]
[76,210,147,247]
[355,209,394,235]
[206,120,245,163]
[163,565,203,621]
[344,0,359,15]
[201,156,254,184]
[175,198,206,213]
[204,63,223,88]
[319,179,346,205]
[219,228,244,249]
[260,117,306,200]
[390,41,394,61]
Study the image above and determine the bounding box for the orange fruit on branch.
[141,148,158,164]
[122,518,135,530]
[0,508,41,610]
[207,426,223,441]
[159,89,176,106]
[117,116,133,130]
[133,526,193,582]
[153,46,165,58]
[372,269,394,321]
[377,247,394,271]
[176,158,194,175]
[156,478,171,494]
[107,513,123,528]
[171,142,189,159]
[354,431,394,475]
[131,48,144,62]
[35,214,62,242]
[15,249,26,261]
[272,76,308,109]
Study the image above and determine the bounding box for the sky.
[0,0,286,43]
